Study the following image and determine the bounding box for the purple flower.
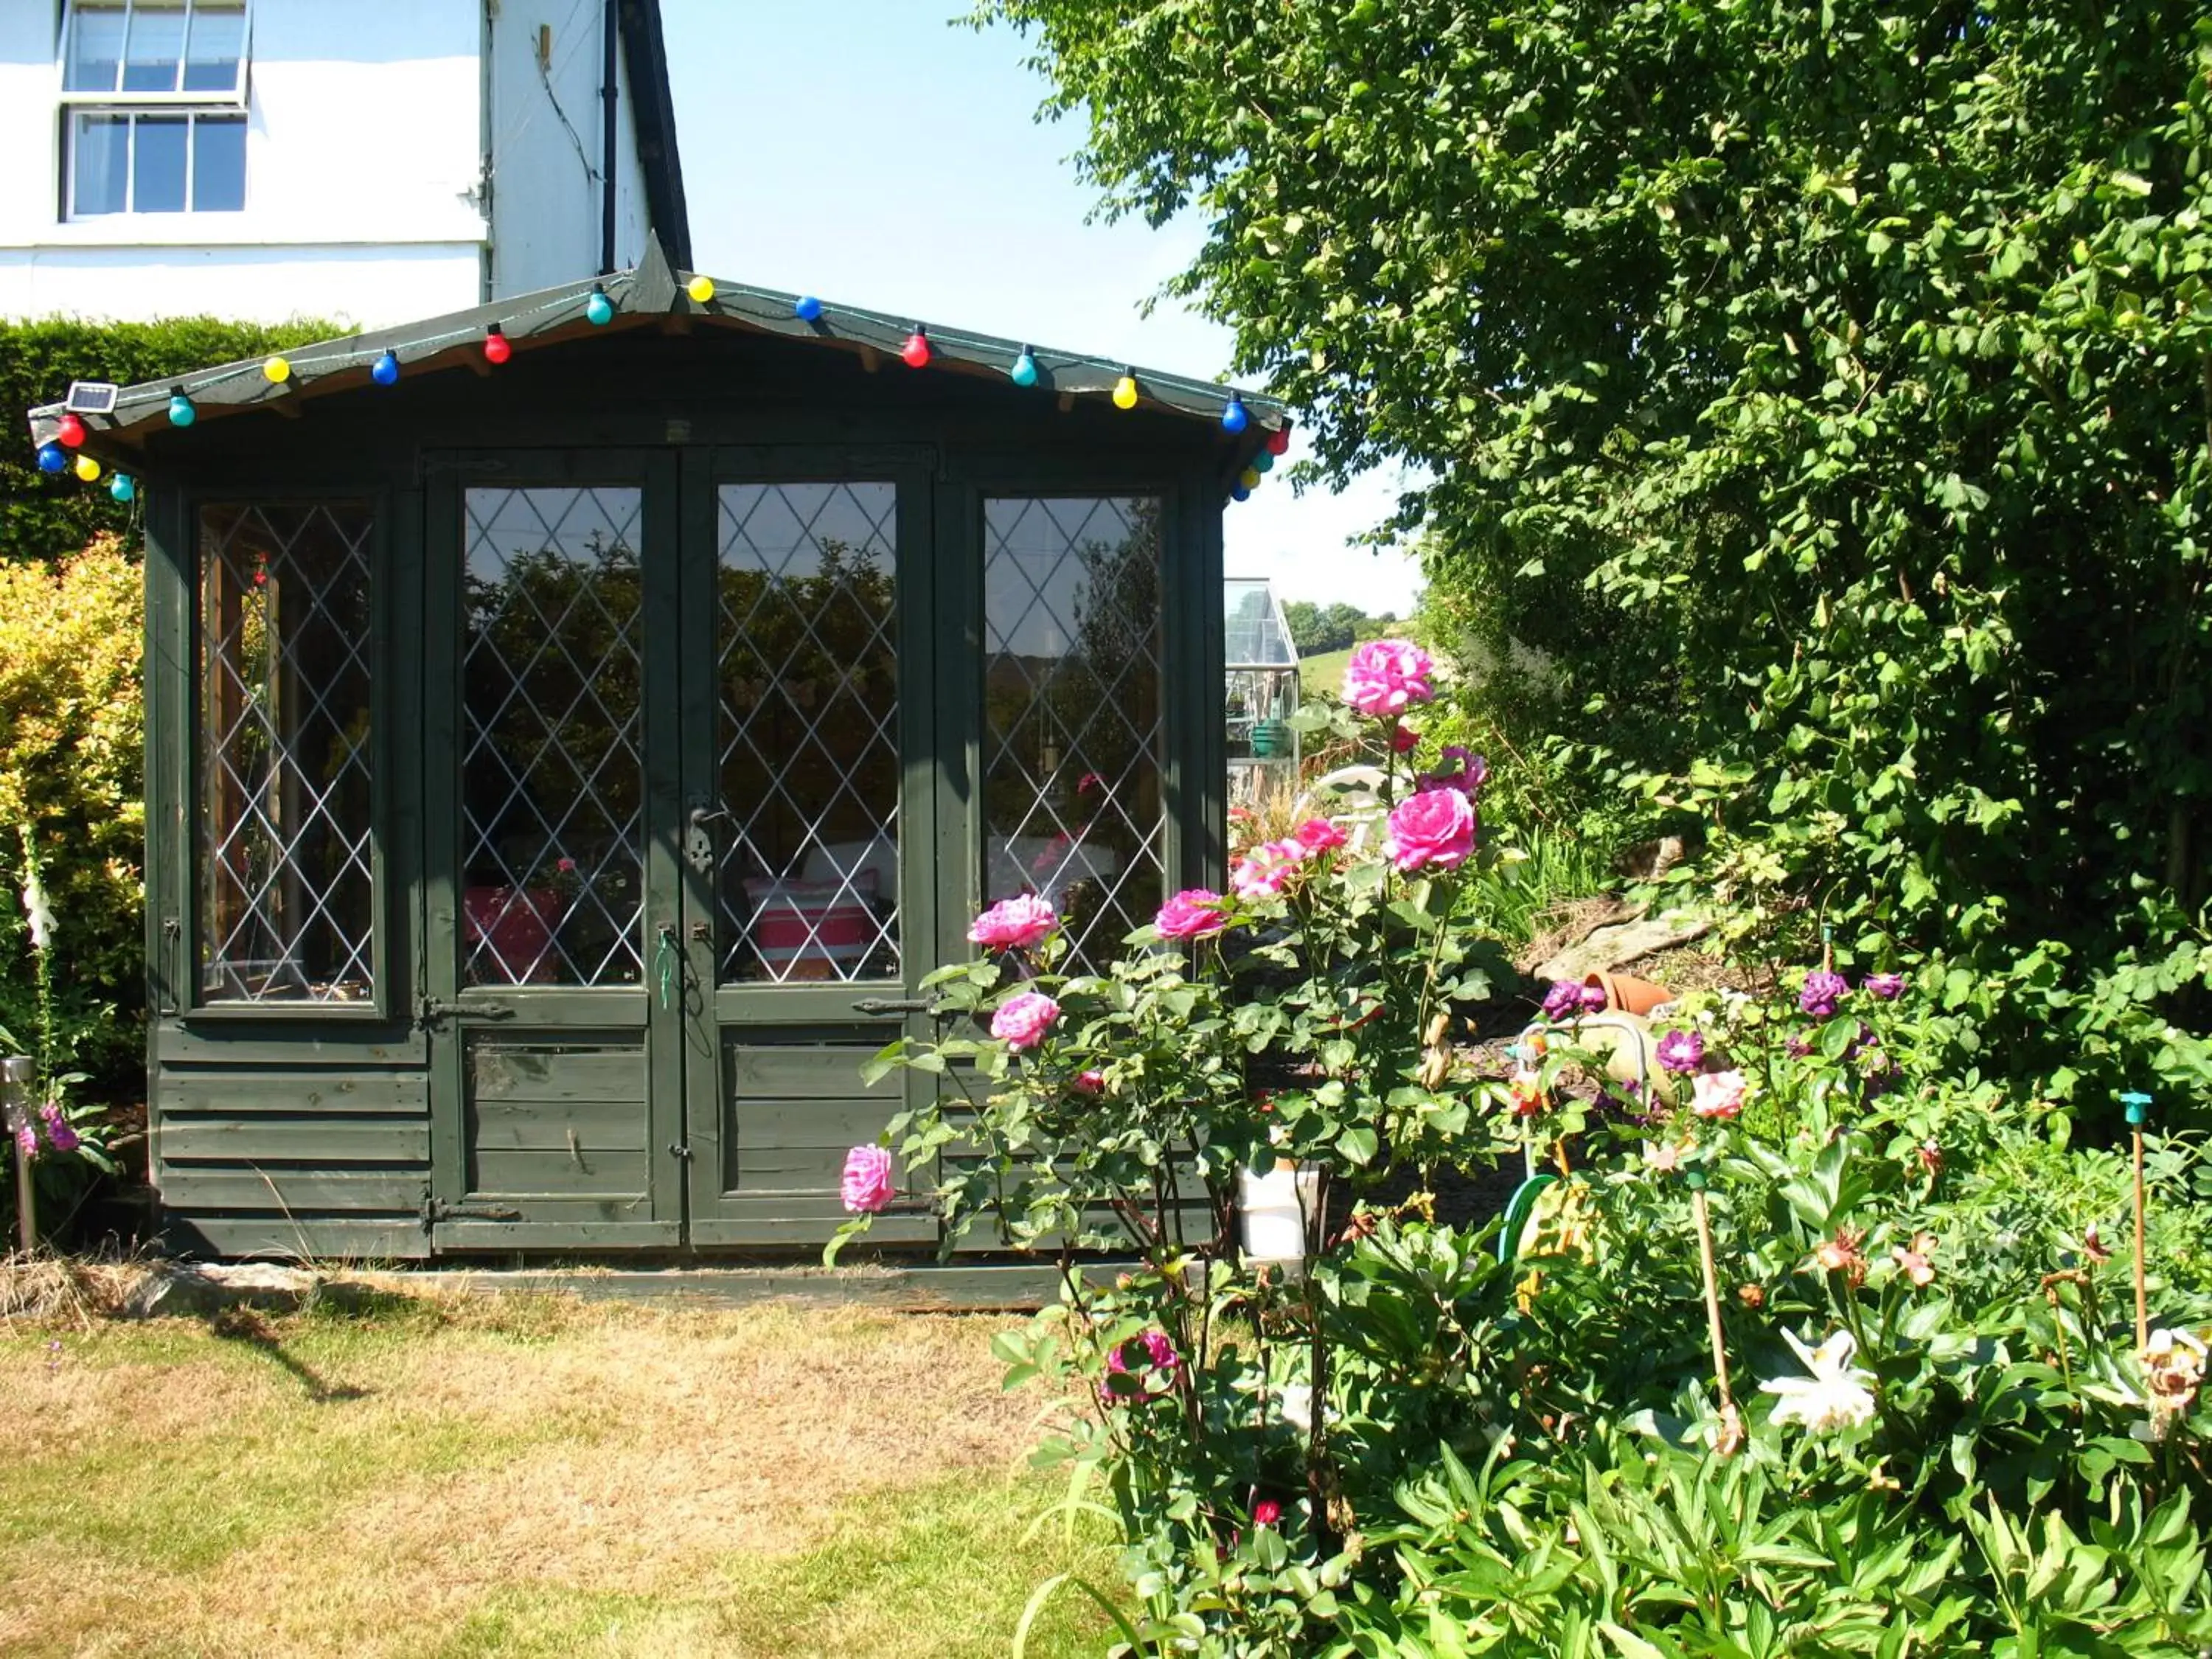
[13,1120,35,1156]
[1542,980,1585,1020]
[1785,1034,1814,1058]
[1139,1328,1182,1377]
[1580,984,1607,1014]
[1655,1029,1705,1074]
[1863,972,1905,1001]
[1799,970,1849,1018]
[37,1103,77,1154]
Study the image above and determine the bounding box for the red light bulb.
[901,327,931,369]
[56,413,86,448]
[483,327,512,365]
[1265,425,1291,456]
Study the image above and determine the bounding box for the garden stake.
[2,1056,34,1253]
[1687,1171,1741,1455]
[2122,1091,2151,1351]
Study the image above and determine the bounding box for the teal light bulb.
[1010,348,1039,388]
[167,394,196,427]
[109,473,136,503]
[585,288,615,326]
[1253,450,1275,474]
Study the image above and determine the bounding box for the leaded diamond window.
[198,502,375,1004]
[462,487,644,987]
[983,497,1164,971]
[716,483,900,984]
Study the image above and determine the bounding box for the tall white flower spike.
[19,863,55,953]
[1761,1328,1878,1433]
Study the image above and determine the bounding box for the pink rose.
[1293,818,1347,854]
[840,1144,896,1213]
[1074,1069,1106,1096]
[1390,725,1419,754]
[1155,888,1229,939]
[990,990,1060,1050]
[1341,639,1435,717]
[1382,788,1475,872]
[1691,1069,1747,1120]
[968,894,1057,950]
[1231,838,1308,898]
[1251,1499,1282,1526]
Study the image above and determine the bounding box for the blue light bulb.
[585,288,614,326]
[372,349,400,386]
[1231,484,1251,502]
[168,393,196,427]
[109,473,136,503]
[36,443,65,474]
[1222,394,1249,434]
[1010,347,1038,388]
[1253,450,1275,474]
[794,295,824,322]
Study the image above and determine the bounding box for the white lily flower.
[19,865,55,953]
[1761,1328,1877,1433]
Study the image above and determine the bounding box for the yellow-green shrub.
[0,536,143,1073]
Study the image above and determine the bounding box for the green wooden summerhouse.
[26,238,1286,1260]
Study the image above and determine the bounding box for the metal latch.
[418,997,517,1028]
[852,996,936,1016]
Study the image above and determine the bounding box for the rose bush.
[830,645,2211,1656]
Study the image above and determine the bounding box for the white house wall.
[488,1,651,296]
[0,0,657,328]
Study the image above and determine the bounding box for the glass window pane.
[200,504,378,1006]
[192,114,245,210]
[133,115,187,212]
[66,2,127,91]
[462,487,646,987]
[71,113,130,216]
[983,498,1164,971]
[715,484,900,984]
[122,0,186,91]
[181,1,246,92]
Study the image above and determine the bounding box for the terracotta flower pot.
[1583,970,1672,1017]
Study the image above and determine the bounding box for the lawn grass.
[1298,644,1354,701]
[0,1291,1116,1658]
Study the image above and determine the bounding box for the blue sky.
[661,0,1424,616]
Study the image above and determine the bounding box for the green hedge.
[2,314,338,565]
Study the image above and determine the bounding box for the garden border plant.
[832,639,2211,1657]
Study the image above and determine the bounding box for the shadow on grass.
[206,1305,369,1402]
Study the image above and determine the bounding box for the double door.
[420,450,946,1251]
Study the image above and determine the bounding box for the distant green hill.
[1299,645,1353,702]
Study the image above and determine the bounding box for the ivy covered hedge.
[979,0,2212,1119]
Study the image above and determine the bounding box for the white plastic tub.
[1239,1163,1321,1267]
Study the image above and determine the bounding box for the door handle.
[684,804,726,875]
[851,996,936,1016]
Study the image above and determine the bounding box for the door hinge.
[423,1195,525,1224]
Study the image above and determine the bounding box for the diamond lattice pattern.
[717,484,900,984]
[983,497,1164,972]
[199,502,375,1003]
[462,487,645,987]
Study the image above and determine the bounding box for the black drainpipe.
[599,0,619,274]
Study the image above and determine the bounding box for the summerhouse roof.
[24,234,1290,467]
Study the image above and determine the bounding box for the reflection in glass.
[133,115,187,212]
[122,0,185,91]
[199,503,375,1004]
[462,488,644,987]
[71,115,130,217]
[66,2,126,91]
[716,484,900,983]
[983,498,1164,970]
[182,1,246,91]
[192,114,245,210]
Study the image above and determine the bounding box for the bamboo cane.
[2121,1091,2152,1352]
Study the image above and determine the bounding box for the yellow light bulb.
[74,453,101,482]
[1239,467,1262,490]
[263,355,292,383]
[686,275,715,304]
[1112,374,1138,410]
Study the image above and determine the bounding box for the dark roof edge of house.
[23,234,1293,464]
[622,0,691,271]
